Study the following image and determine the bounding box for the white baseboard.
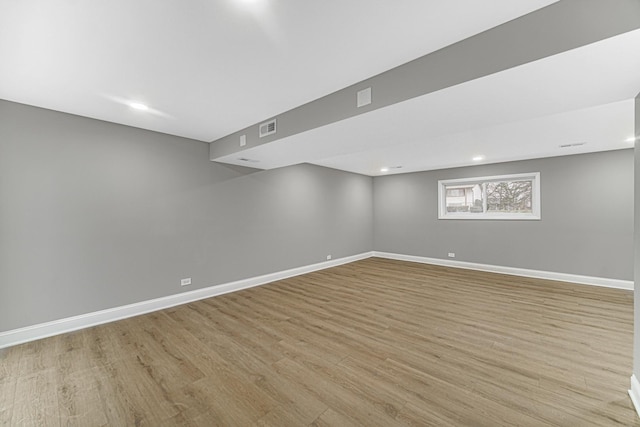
[0,252,374,350]
[1,250,631,349]
[630,375,640,418]
[372,252,634,290]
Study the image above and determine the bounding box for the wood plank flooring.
[1,257,638,426]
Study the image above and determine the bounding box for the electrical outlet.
[447,252,456,258]
[326,255,332,260]
[239,134,246,147]
[181,278,192,286]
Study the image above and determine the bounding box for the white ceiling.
[0,0,555,142]
[2,1,638,176]
[217,29,640,175]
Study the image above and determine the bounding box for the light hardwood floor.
[1,257,638,426]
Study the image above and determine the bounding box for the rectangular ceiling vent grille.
[559,142,586,148]
[259,119,277,138]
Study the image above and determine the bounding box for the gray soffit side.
[210,0,640,175]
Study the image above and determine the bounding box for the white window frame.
[438,172,541,220]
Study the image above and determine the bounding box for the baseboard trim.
[0,252,374,349]
[629,375,640,418]
[1,250,631,349]
[372,252,633,290]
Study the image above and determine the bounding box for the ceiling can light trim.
[380,165,402,173]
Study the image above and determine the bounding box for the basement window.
[438,172,540,220]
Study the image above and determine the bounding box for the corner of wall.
[629,375,640,418]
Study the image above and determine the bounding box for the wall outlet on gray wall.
[448,253,456,258]
[180,278,192,286]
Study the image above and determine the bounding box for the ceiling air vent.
[559,142,586,148]
[259,119,277,138]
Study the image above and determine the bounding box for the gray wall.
[0,98,634,334]
[0,100,373,332]
[373,150,634,281]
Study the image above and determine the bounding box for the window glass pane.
[438,173,539,220]
[485,180,533,213]
[445,184,484,213]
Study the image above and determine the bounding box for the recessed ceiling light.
[472,155,485,162]
[380,167,389,173]
[129,102,149,111]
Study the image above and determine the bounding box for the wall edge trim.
[629,375,640,419]
[372,252,633,290]
[0,252,374,349]
[2,250,631,350]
